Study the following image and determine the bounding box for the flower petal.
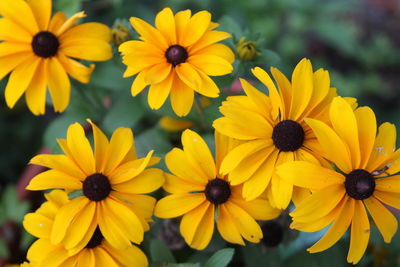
[47,57,71,113]
[154,193,206,218]
[58,53,95,84]
[25,59,47,115]
[155,7,176,44]
[112,168,164,194]
[61,38,112,61]
[181,10,211,47]
[347,200,370,264]
[217,203,245,245]
[170,77,194,117]
[147,72,173,110]
[26,0,51,30]
[0,0,38,34]
[26,170,82,191]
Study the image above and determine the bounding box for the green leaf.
[135,127,172,158]
[218,16,243,39]
[102,91,145,134]
[54,0,84,17]
[3,185,29,222]
[204,248,235,267]
[150,239,176,264]
[168,264,201,267]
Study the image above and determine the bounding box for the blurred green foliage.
[0,0,399,266]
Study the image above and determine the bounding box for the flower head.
[213,58,339,209]
[23,190,148,267]
[277,96,400,264]
[0,0,112,115]
[119,8,234,117]
[154,130,280,249]
[236,37,260,61]
[26,120,164,250]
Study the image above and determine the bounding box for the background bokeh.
[0,0,399,266]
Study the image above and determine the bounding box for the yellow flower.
[213,58,338,209]
[119,8,234,117]
[0,0,112,115]
[154,130,280,249]
[236,37,260,61]
[277,96,400,264]
[23,190,148,267]
[26,120,164,250]
[159,116,194,132]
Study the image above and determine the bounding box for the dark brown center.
[85,227,103,249]
[83,173,111,202]
[261,220,284,247]
[205,178,231,205]
[344,169,375,200]
[272,120,305,152]
[31,31,59,58]
[165,45,188,66]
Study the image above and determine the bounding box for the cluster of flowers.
[1,0,399,266]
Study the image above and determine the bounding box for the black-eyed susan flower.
[26,120,164,251]
[24,190,148,267]
[0,0,112,115]
[276,96,400,264]
[213,58,339,209]
[154,130,280,250]
[119,8,234,117]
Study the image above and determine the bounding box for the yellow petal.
[305,118,352,173]
[215,130,242,172]
[175,63,201,90]
[29,154,85,180]
[26,169,82,191]
[103,242,148,267]
[270,67,292,120]
[290,184,345,222]
[0,18,32,42]
[147,72,173,110]
[363,196,397,243]
[374,190,400,209]
[239,78,270,116]
[194,43,235,64]
[104,197,145,244]
[175,9,191,43]
[165,148,209,183]
[375,178,400,193]
[5,55,40,109]
[58,53,95,84]
[181,10,211,47]
[189,55,232,76]
[229,146,274,185]
[51,196,89,244]
[49,11,67,33]
[305,68,330,116]
[23,212,53,239]
[163,173,204,194]
[289,58,313,120]
[189,30,231,54]
[170,79,194,117]
[180,201,210,245]
[60,22,111,42]
[230,195,280,220]
[276,161,345,190]
[330,97,361,168]
[62,201,96,249]
[154,193,206,218]
[93,248,119,267]
[87,119,109,172]
[194,68,220,97]
[129,17,168,49]
[47,57,71,112]
[0,41,31,57]
[98,202,133,249]
[182,129,216,179]
[103,127,133,174]
[242,150,279,200]
[186,202,215,250]
[0,0,39,34]
[26,0,51,30]
[56,11,86,36]
[0,52,29,81]
[251,67,281,119]
[155,7,176,44]
[217,204,245,245]
[25,59,47,115]
[109,150,154,184]
[145,62,172,85]
[66,122,96,175]
[130,71,149,96]
[367,122,397,172]
[225,201,263,243]
[307,197,354,253]
[112,168,164,194]
[60,38,112,61]
[347,200,370,264]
